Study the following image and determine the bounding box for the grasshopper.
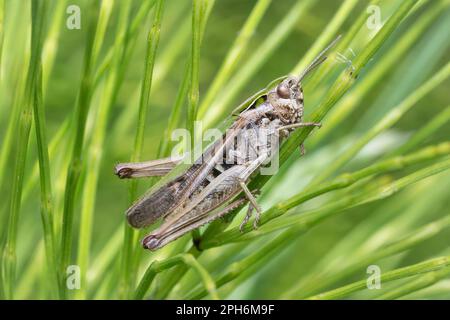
[115,36,341,251]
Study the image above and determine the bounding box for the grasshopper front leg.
[277,122,322,156]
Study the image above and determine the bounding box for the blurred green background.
[0,0,449,299]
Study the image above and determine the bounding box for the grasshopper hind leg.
[238,179,262,214]
[142,197,247,251]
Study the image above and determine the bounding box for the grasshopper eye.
[276,84,290,98]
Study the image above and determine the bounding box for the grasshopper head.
[270,76,304,123]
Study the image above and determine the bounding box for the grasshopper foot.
[239,196,262,232]
[300,143,305,156]
[239,205,253,233]
[253,210,261,230]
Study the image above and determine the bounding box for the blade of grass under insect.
[202,142,450,247]
[202,0,317,128]
[134,253,218,300]
[310,0,449,147]
[32,64,59,298]
[75,0,132,300]
[310,60,450,185]
[1,0,47,299]
[307,255,450,300]
[120,0,165,299]
[197,0,272,119]
[60,0,103,299]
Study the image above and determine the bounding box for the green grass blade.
[59,0,103,298]
[134,253,218,300]
[32,63,59,298]
[376,266,450,299]
[120,0,165,298]
[308,256,450,299]
[1,0,47,299]
[187,0,207,149]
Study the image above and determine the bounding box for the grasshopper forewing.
[115,36,341,250]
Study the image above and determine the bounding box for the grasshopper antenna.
[298,34,342,83]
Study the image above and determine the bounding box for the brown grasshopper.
[115,36,341,251]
